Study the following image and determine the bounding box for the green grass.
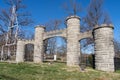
[0,62,120,80]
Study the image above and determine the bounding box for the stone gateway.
[16,15,115,72]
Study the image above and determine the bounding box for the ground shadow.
[0,74,19,80]
[114,57,120,70]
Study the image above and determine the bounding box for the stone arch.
[43,29,67,40]
[79,37,95,68]
[79,36,94,54]
[44,36,66,41]
[43,36,67,61]
[15,15,115,72]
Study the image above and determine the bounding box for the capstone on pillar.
[93,24,115,72]
[34,25,45,63]
[16,40,25,63]
[66,15,80,66]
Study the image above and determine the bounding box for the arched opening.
[80,38,95,68]
[43,36,67,62]
[24,44,34,61]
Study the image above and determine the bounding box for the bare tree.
[57,38,67,61]
[44,20,62,59]
[45,20,61,31]
[0,0,33,36]
[114,40,120,57]
[0,0,33,61]
[81,0,112,32]
[63,0,82,16]
[80,0,112,51]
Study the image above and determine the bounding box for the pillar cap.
[35,25,45,29]
[66,15,80,22]
[93,24,114,31]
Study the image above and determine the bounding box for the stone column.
[66,15,80,66]
[34,25,44,63]
[93,24,115,72]
[16,40,25,63]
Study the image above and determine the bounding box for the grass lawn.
[0,62,120,80]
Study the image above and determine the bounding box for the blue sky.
[0,0,120,41]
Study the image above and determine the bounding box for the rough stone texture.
[79,30,93,40]
[33,25,44,63]
[66,16,80,66]
[93,24,115,72]
[43,29,67,40]
[15,39,34,62]
[24,39,34,44]
[15,16,115,72]
[16,40,25,62]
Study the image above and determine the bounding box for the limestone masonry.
[16,15,115,72]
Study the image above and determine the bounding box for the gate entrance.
[24,44,34,61]
[43,37,67,62]
[16,15,115,72]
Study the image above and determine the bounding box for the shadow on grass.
[0,74,19,80]
[114,57,120,71]
[43,60,66,63]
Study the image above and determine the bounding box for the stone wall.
[16,39,34,62]
[66,16,80,66]
[43,29,67,40]
[93,24,115,72]
[15,15,116,72]
[16,40,25,62]
[34,25,44,63]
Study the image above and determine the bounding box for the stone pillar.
[66,15,80,66]
[93,24,115,72]
[16,40,25,63]
[34,25,44,63]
